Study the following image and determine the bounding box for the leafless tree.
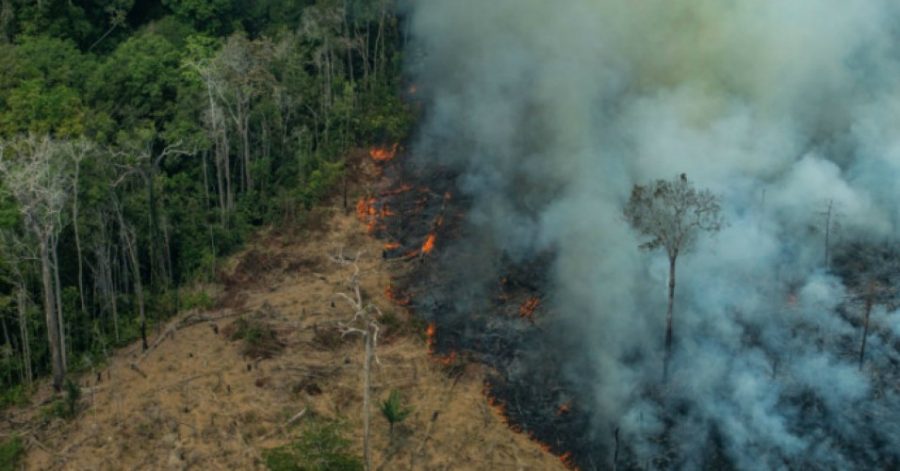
[68,139,93,321]
[818,199,842,270]
[624,173,723,382]
[330,248,381,471]
[0,135,73,390]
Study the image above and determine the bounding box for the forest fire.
[380,183,413,197]
[483,383,511,427]
[519,297,540,319]
[425,322,436,349]
[482,382,580,469]
[355,196,396,234]
[421,233,436,254]
[434,350,458,366]
[369,143,399,162]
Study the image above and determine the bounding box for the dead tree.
[832,243,899,370]
[624,173,723,382]
[330,248,381,471]
[0,135,72,391]
[68,139,93,319]
[819,199,841,270]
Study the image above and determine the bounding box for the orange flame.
[483,384,510,426]
[436,350,458,366]
[421,233,436,254]
[381,184,414,197]
[559,451,575,468]
[355,196,397,234]
[483,383,581,470]
[426,322,436,349]
[384,242,401,251]
[369,143,399,162]
[556,401,572,416]
[355,197,377,233]
[519,297,540,319]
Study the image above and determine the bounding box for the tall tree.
[624,174,722,382]
[0,135,72,390]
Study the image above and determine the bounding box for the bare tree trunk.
[109,255,119,344]
[859,281,875,370]
[664,255,677,383]
[222,128,234,213]
[241,111,252,194]
[126,233,147,351]
[1,312,11,385]
[215,140,226,223]
[374,1,386,84]
[612,427,620,471]
[824,199,833,269]
[40,240,64,391]
[17,286,32,386]
[363,323,373,471]
[72,160,87,317]
[51,235,67,369]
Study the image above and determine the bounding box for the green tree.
[379,389,411,437]
[624,174,723,382]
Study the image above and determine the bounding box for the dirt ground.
[3,199,568,470]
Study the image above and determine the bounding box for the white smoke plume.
[407,0,900,469]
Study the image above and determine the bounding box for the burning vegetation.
[369,143,399,162]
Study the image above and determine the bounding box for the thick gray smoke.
[408,1,900,469]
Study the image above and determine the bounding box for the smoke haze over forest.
[407,1,900,468]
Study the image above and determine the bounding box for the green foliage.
[162,0,238,34]
[0,384,30,409]
[263,419,363,471]
[380,389,412,433]
[88,31,183,132]
[180,289,215,312]
[0,435,24,471]
[0,0,412,403]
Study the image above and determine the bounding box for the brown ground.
[3,191,567,470]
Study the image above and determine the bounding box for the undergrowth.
[264,419,362,471]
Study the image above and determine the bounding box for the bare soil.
[3,200,567,470]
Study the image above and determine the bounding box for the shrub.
[264,420,362,471]
[224,317,283,359]
[0,436,24,471]
[41,379,81,421]
[0,384,30,409]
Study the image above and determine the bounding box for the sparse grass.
[263,419,363,471]
[224,317,284,359]
[0,436,24,471]
[312,324,344,350]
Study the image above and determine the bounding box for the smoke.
[406,0,900,468]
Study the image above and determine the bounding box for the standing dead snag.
[330,248,381,471]
[624,173,722,382]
